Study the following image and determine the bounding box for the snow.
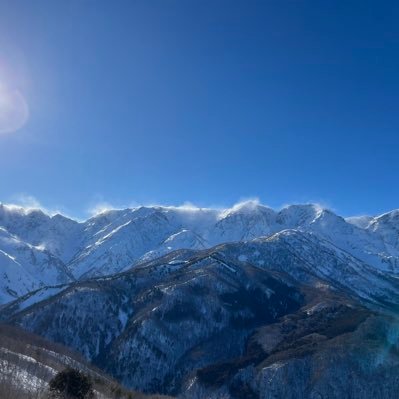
[168,260,188,265]
[15,286,66,312]
[118,309,129,329]
[0,347,55,393]
[0,358,48,390]
[1,201,399,304]
[346,215,374,229]
[215,259,237,273]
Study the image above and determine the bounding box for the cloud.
[2,194,63,217]
[152,201,217,212]
[88,198,265,217]
[1,195,338,221]
[278,199,333,213]
[228,197,261,210]
[11,194,41,209]
[88,201,119,216]
[87,199,213,217]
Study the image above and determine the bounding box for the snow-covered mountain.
[0,204,82,262]
[1,200,399,304]
[3,232,399,397]
[0,225,73,304]
[2,201,399,397]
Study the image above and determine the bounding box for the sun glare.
[0,83,29,134]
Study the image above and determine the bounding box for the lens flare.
[0,85,29,134]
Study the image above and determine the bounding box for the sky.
[0,0,398,219]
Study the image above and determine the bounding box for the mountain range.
[1,201,399,398]
[1,201,399,304]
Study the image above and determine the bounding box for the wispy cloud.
[88,201,119,216]
[278,198,334,213]
[3,194,64,217]
[88,198,265,217]
[1,194,340,221]
[11,194,42,209]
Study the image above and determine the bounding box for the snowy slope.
[1,201,399,304]
[367,209,399,249]
[216,229,399,308]
[0,226,73,303]
[0,324,163,399]
[67,202,399,277]
[0,204,83,262]
[4,232,399,395]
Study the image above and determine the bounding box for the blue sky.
[0,1,398,219]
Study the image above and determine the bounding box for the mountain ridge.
[2,202,399,397]
[3,233,399,397]
[1,201,399,304]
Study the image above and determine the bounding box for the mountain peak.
[219,199,274,218]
